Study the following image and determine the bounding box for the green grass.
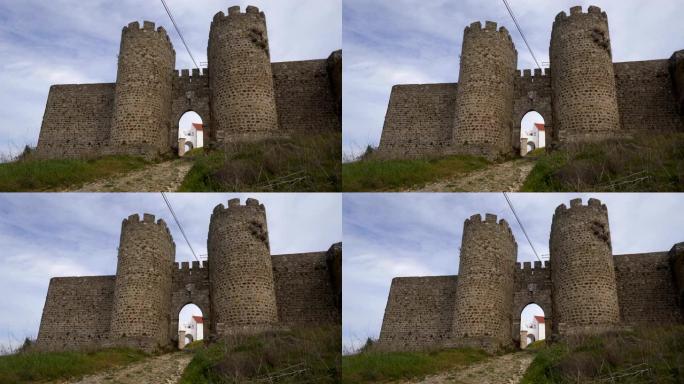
[0,347,147,383]
[342,348,489,383]
[342,155,490,191]
[179,131,341,192]
[0,155,150,191]
[180,325,340,384]
[521,133,684,191]
[521,326,684,383]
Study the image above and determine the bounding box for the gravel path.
[401,352,534,384]
[72,159,193,192]
[58,352,193,384]
[414,159,535,192]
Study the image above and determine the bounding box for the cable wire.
[501,0,543,70]
[503,192,542,262]
[160,0,200,69]
[160,192,199,262]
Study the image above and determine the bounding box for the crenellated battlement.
[213,198,266,215]
[176,68,208,79]
[122,213,174,243]
[515,260,550,270]
[213,5,266,24]
[554,5,608,24]
[122,21,173,47]
[464,21,514,44]
[519,68,549,78]
[554,198,607,216]
[173,260,206,270]
[465,213,513,234]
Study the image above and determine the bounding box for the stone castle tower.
[208,198,278,333]
[377,5,684,160]
[453,22,517,157]
[550,6,620,143]
[550,198,620,335]
[36,198,342,352]
[35,5,341,160]
[378,197,684,352]
[109,214,175,349]
[450,214,517,350]
[110,22,176,156]
[208,6,280,143]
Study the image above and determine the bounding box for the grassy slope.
[342,348,488,383]
[180,325,340,384]
[0,348,147,383]
[521,326,684,384]
[342,155,490,192]
[179,131,341,192]
[522,133,684,191]
[0,155,150,191]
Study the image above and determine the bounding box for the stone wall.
[109,214,175,350]
[327,50,342,117]
[377,83,456,158]
[452,21,517,158]
[109,21,175,157]
[171,69,211,148]
[673,243,684,308]
[272,252,340,325]
[36,276,115,351]
[614,252,683,325]
[208,198,278,331]
[614,60,684,133]
[272,59,340,133]
[35,84,115,159]
[451,214,517,351]
[208,6,279,143]
[377,276,458,351]
[511,261,552,344]
[513,69,553,147]
[170,261,211,344]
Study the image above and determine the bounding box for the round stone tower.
[451,213,517,351]
[208,6,279,143]
[110,21,175,157]
[110,214,175,350]
[550,6,620,143]
[208,198,278,334]
[452,21,517,159]
[550,198,620,336]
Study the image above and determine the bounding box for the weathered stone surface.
[35,198,341,352]
[670,50,684,115]
[377,5,684,159]
[377,198,684,352]
[35,6,341,159]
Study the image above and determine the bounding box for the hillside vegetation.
[179,131,341,192]
[522,133,684,191]
[0,154,150,191]
[180,325,341,383]
[342,152,490,191]
[0,347,147,383]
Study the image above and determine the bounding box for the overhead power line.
[501,0,543,70]
[160,192,199,262]
[502,192,542,262]
[160,0,200,69]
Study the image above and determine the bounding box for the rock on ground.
[71,159,193,192]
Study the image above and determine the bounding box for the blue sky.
[0,0,341,159]
[342,193,684,352]
[0,193,341,351]
[342,0,684,158]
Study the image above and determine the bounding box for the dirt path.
[414,159,535,192]
[59,352,192,384]
[73,159,193,192]
[401,352,534,384]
